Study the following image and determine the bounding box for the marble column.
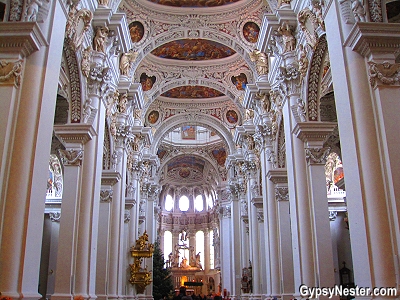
[267,170,294,300]
[0,1,66,298]
[325,2,399,291]
[96,171,121,300]
[294,123,337,293]
[204,230,211,272]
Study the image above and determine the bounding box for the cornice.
[293,122,337,145]
[251,195,263,208]
[53,124,97,146]
[101,170,122,186]
[344,22,400,59]
[0,22,48,58]
[267,168,287,184]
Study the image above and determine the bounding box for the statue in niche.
[93,26,109,53]
[195,252,202,269]
[277,21,296,53]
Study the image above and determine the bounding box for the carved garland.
[63,43,82,123]
[307,35,328,121]
[368,0,383,22]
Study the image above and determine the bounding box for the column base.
[51,293,74,300]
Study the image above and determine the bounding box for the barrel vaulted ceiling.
[119,0,273,189]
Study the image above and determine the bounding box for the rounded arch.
[150,113,236,154]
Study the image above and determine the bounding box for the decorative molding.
[58,149,83,166]
[257,210,264,223]
[125,210,131,223]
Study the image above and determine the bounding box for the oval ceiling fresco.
[151,39,236,60]
[147,0,240,7]
[161,86,224,98]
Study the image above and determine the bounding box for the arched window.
[194,194,203,211]
[165,194,174,211]
[209,229,214,269]
[196,231,204,269]
[164,231,172,263]
[179,195,189,211]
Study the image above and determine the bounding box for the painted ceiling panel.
[161,86,224,98]
[151,39,236,60]
[147,0,240,7]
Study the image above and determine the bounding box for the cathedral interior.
[0,0,400,299]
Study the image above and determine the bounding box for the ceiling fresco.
[161,86,224,98]
[151,39,236,60]
[147,0,240,7]
[167,156,205,173]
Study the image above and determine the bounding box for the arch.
[150,113,236,154]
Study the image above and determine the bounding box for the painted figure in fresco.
[243,22,259,43]
[147,110,159,124]
[226,110,238,124]
[129,23,144,43]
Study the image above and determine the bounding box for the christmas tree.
[152,241,174,300]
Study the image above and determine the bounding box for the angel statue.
[120,50,138,76]
[249,49,269,77]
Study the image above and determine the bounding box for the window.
[179,195,189,211]
[194,194,203,211]
[165,194,174,211]
[210,230,214,269]
[196,231,204,269]
[164,231,172,264]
